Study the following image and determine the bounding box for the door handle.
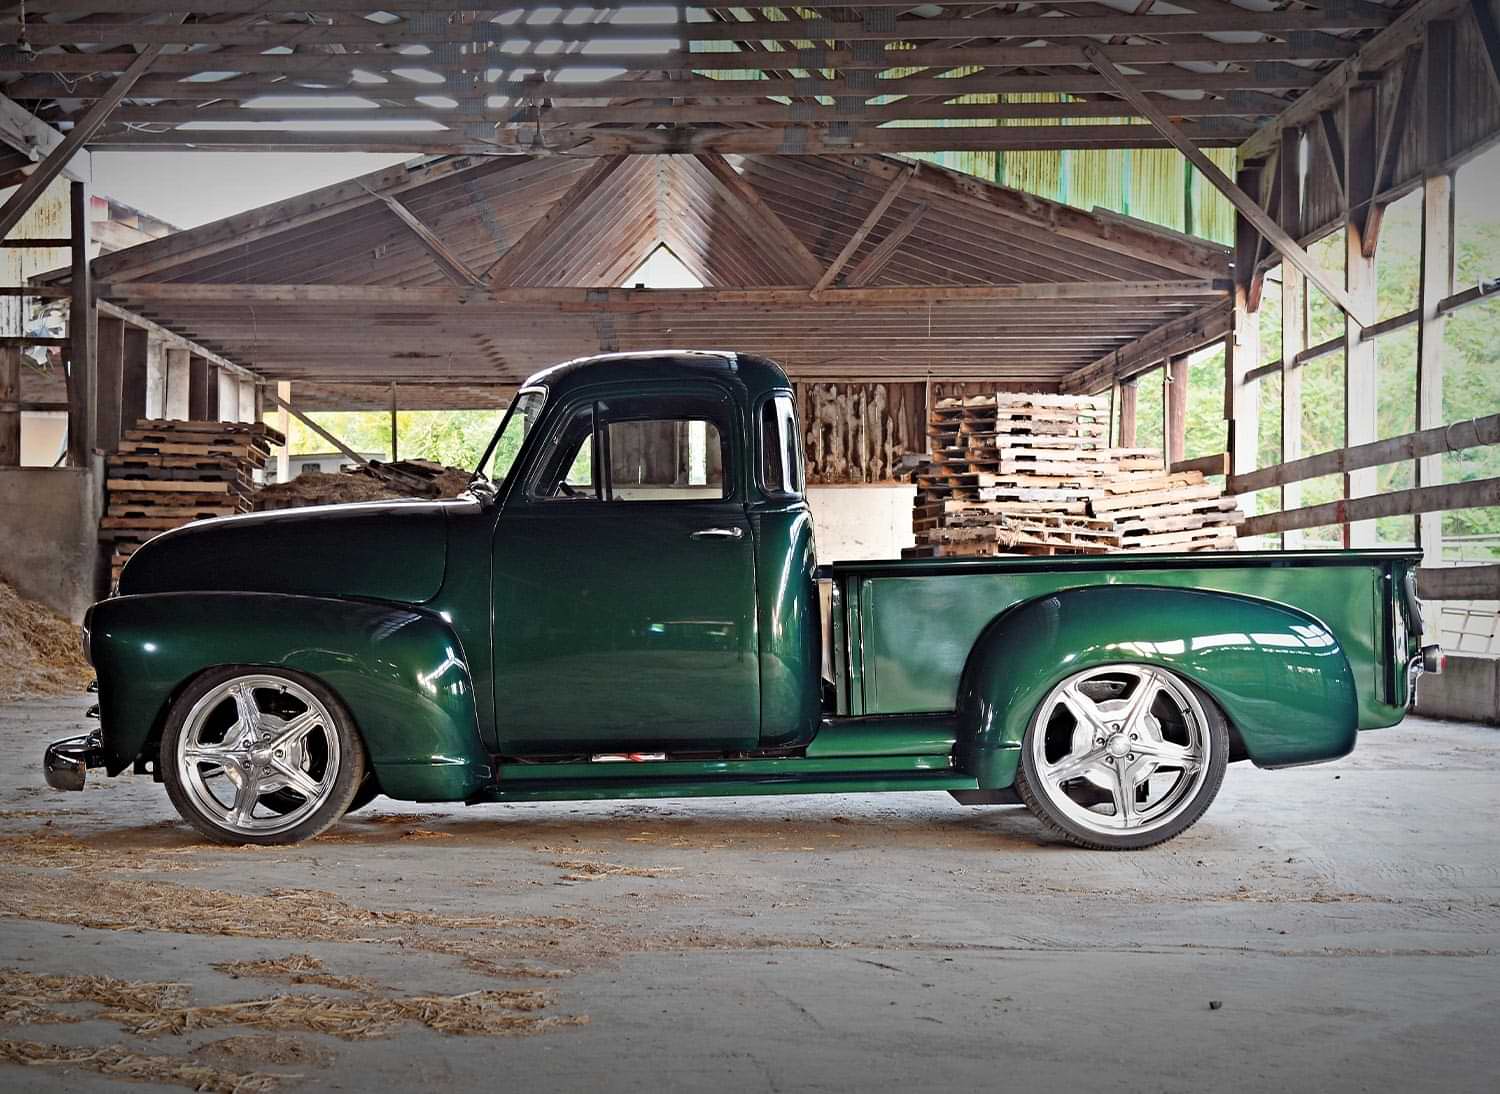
[691,526,744,540]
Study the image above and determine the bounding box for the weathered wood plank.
[1240,477,1500,536]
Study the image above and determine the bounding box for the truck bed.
[824,548,1419,731]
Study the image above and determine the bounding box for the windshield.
[473,388,546,485]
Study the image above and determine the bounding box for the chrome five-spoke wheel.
[161,668,366,845]
[1016,664,1228,850]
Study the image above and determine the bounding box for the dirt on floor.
[0,692,1498,1093]
[0,582,90,702]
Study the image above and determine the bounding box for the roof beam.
[372,190,485,288]
[693,153,825,287]
[1359,46,1424,256]
[845,202,929,289]
[0,94,89,183]
[483,156,627,286]
[0,45,159,241]
[812,164,916,294]
[1085,46,1375,329]
[2,39,1359,76]
[0,11,1394,48]
[1060,301,1233,393]
[100,281,1230,309]
[1241,0,1464,160]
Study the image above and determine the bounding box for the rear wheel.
[1014,664,1227,850]
[160,668,366,846]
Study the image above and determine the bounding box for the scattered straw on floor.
[109,988,577,1040]
[0,830,199,872]
[211,955,374,993]
[0,967,190,1013]
[0,581,91,701]
[551,859,682,881]
[194,1034,335,1070]
[0,1038,284,1093]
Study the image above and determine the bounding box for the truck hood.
[116,499,463,604]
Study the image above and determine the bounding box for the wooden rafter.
[1085,46,1374,328]
[372,190,485,288]
[0,45,158,239]
[813,164,917,294]
[845,203,929,288]
[1360,46,1424,256]
[483,156,627,286]
[693,153,825,287]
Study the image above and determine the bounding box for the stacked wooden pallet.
[101,420,282,586]
[907,392,1241,558]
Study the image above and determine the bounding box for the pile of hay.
[254,459,472,511]
[0,581,91,701]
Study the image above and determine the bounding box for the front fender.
[956,584,1359,788]
[90,592,490,801]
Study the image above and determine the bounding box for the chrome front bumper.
[43,731,105,792]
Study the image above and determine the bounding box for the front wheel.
[1014,664,1227,850]
[160,667,367,846]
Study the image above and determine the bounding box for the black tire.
[1014,668,1229,851]
[343,776,381,815]
[160,666,368,846]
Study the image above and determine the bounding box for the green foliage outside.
[273,409,504,473]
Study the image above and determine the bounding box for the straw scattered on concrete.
[551,859,683,881]
[0,580,91,701]
[0,1038,285,1093]
[211,954,374,994]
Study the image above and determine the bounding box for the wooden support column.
[1117,379,1138,447]
[1281,126,1306,548]
[1282,268,1308,548]
[143,337,166,420]
[163,347,190,420]
[1227,165,1263,526]
[1165,355,1189,468]
[216,368,239,424]
[188,354,210,419]
[237,378,256,424]
[276,379,292,484]
[68,180,95,466]
[1418,172,1454,570]
[121,326,148,431]
[95,316,125,454]
[1345,81,1380,548]
[0,347,18,466]
[389,382,399,462]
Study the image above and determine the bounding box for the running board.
[475,765,976,805]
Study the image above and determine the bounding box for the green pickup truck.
[45,351,1440,850]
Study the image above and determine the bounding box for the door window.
[530,404,599,500]
[606,418,725,501]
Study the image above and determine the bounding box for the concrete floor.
[0,694,1497,1093]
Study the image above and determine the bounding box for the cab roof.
[523,350,791,404]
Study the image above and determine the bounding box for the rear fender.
[90,592,490,801]
[955,584,1358,788]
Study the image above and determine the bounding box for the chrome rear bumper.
[1407,644,1444,709]
[44,731,105,792]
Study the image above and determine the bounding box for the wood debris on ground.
[0,580,90,701]
[253,459,472,511]
[906,392,1243,558]
[100,419,282,588]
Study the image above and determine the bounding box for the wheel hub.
[1105,733,1130,759]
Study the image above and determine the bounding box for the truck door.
[490,384,760,754]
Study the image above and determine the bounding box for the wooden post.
[277,380,292,484]
[95,316,125,454]
[0,347,19,466]
[163,347,190,420]
[1345,82,1380,549]
[1228,167,1262,528]
[1418,172,1454,576]
[121,326,148,431]
[143,337,166,420]
[1165,355,1189,468]
[1117,379,1138,447]
[68,179,95,466]
[1282,267,1307,549]
[237,378,256,424]
[216,369,238,423]
[188,354,209,419]
[389,381,399,462]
